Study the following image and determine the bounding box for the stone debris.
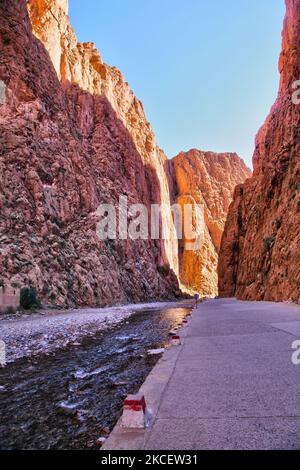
[147,348,165,356]
[57,401,78,417]
[96,437,107,447]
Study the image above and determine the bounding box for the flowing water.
[0,305,191,450]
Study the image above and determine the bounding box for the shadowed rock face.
[219,0,300,302]
[0,0,180,307]
[170,150,251,296]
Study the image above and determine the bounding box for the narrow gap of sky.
[69,0,285,169]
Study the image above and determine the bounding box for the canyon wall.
[219,0,300,302]
[0,0,180,307]
[0,0,251,308]
[27,0,179,276]
[170,150,251,296]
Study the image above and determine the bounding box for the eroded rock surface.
[219,0,300,302]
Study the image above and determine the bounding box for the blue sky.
[69,0,285,168]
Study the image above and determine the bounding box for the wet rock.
[147,348,165,356]
[57,401,78,417]
[111,380,128,388]
[169,330,177,336]
[101,427,110,435]
[76,410,90,423]
[96,437,107,447]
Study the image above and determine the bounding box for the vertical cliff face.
[219,0,300,301]
[27,0,179,276]
[0,0,180,307]
[170,151,251,296]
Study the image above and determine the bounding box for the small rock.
[112,380,128,387]
[96,437,106,447]
[57,401,78,416]
[101,427,110,435]
[169,330,177,336]
[147,348,165,356]
[76,409,89,423]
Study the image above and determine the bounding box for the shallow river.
[0,305,191,450]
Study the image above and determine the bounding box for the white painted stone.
[171,336,181,347]
[121,394,148,429]
[147,348,165,356]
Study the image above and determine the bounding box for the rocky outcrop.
[219,0,300,302]
[0,0,180,307]
[170,151,251,296]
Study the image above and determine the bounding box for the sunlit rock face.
[219,0,300,302]
[170,150,251,296]
[0,0,180,307]
[27,0,69,78]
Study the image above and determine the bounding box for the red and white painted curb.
[171,335,181,346]
[121,394,150,429]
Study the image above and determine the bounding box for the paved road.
[104,298,300,450]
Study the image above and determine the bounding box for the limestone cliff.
[219,0,300,302]
[170,151,251,296]
[0,0,180,307]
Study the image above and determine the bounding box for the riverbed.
[0,303,191,449]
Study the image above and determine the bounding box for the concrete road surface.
[103,299,300,450]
